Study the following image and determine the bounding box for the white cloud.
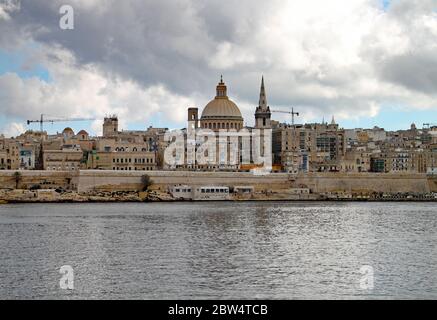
[1,122,26,138]
[0,0,20,20]
[0,45,204,135]
[1,0,437,132]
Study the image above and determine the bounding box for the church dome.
[62,127,75,136]
[202,99,242,119]
[201,77,243,120]
[77,130,88,135]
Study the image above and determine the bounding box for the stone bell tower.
[188,107,199,129]
[103,115,118,137]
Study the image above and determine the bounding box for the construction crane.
[271,108,301,173]
[423,123,437,129]
[271,108,300,126]
[27,114,96,132]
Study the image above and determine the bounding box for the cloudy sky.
[0,0,436,137]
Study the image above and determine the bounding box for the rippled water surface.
[0,202,436,299]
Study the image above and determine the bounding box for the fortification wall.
[76,170,433,194]
[76,170,291,193]
[1,170,435,195]
[0,170,78,190]
[295,173,431,194]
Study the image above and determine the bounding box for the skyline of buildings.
[1,75,436,139]
[1,76,437,174]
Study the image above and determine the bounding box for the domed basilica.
[183,75,272,171]
[200,76,244,131]
[187,76,247,131]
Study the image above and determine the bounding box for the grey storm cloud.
[6,0,275,94]
[380,51,437,95]
[1,0,437,132]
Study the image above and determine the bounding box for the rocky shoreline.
[0,189,176,203]
[1,189,437,203]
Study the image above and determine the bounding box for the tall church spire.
[259,76,268,110]
[255,76,271,129]
[331,115,336,125]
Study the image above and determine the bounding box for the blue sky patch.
[0,49,51,82]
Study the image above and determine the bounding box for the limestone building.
[180,76,246,171]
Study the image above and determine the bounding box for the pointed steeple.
[254,75,271,129]
[258,76,268,110]
[331,115,336,125]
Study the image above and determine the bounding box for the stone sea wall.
[0,170,78,190]
[1,170,436,199]
[76,170,436,194]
